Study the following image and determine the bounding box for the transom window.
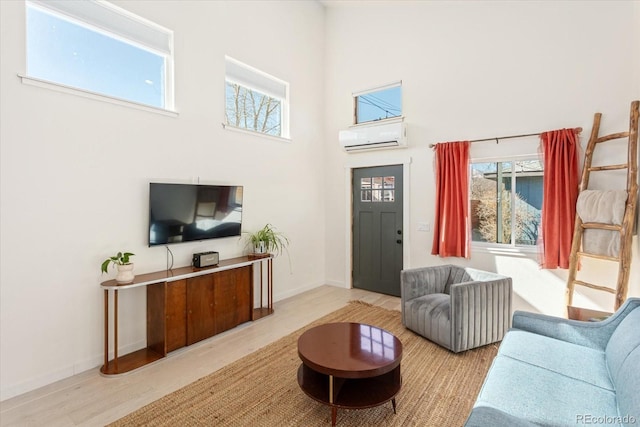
[225,56,289,138]
[25,0,174,109]
[360,176,395,202]
[354,82,402,124]
[470,158,543,246]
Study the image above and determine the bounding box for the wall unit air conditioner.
[339,121,407,152]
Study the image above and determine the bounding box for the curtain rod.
[428,127,582,149]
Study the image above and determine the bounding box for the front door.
[352,165,403,297]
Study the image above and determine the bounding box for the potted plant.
[245,224,289,256]
[101,251,135,284]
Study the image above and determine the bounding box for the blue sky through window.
[356,86,402,124]
[27,5,165,108]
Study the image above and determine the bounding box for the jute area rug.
[109,301,498,427]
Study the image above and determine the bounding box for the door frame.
[344,155,412,289]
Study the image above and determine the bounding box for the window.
[360,176,395,202]
[25,0,174,109]
[353,82,402,124]
[225,56,289,138]
[470,158,543,247]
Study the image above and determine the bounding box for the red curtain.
[539,129,579,269]
[431,141,470,258]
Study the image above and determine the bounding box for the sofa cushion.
[499,329,613,391]
[473,355,619,426]
[403,293,451,349]
[606,307,640,386]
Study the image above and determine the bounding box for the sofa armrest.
[449,278,512,352]
[465,406,538,427]
[512,298,640,351]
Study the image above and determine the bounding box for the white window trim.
[222,122,291,143]
[25,0,175,111]
[19,74,178,117]
[352,80,402,98]
[470,153,543,253]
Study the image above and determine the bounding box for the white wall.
[0,0,325,400]
[324,1,640,316]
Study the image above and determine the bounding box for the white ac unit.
[339,121,407,152]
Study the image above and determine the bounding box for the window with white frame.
[225,56,289,138]
[353,82,402,125]
[470,157,544,247]
[25,0,174,109]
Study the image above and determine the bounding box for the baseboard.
[275,281,325,301]
[0,339,146,402]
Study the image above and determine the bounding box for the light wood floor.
[0,285,400,427]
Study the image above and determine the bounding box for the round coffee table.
[297,322,403,426]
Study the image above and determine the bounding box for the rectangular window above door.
[353,82,402,125]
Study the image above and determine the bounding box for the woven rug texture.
[109,301,498,427]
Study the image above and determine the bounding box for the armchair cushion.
[403,293,451,349]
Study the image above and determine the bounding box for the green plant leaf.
[102,251,134,271]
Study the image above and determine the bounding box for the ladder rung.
[581,222,622,231]
[588,163,628,172]
[595,132,629,143]
[571,280,617,294]
[577,251,620,262]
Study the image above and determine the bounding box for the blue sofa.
[465,298,640,427]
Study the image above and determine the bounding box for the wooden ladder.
[566,100,639,316]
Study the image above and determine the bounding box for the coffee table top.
[297,322,402,379]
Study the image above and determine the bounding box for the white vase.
[116,263,135,284]
[254,241,267,254]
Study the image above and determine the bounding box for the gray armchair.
[401,265,513,353]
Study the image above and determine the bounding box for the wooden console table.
[100,255,273,376]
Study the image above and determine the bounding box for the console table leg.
[331,407,337,426]
[103,289,108,371]
[392,397,397,414]
[259,262,263,310]
[114,289,118,370]
[268,258,273,311]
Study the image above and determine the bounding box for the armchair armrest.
[449,277,512,353]
[512,298,640,351]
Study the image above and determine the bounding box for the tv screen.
[149,183,243,246]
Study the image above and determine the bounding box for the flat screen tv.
[149,183,243,246]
